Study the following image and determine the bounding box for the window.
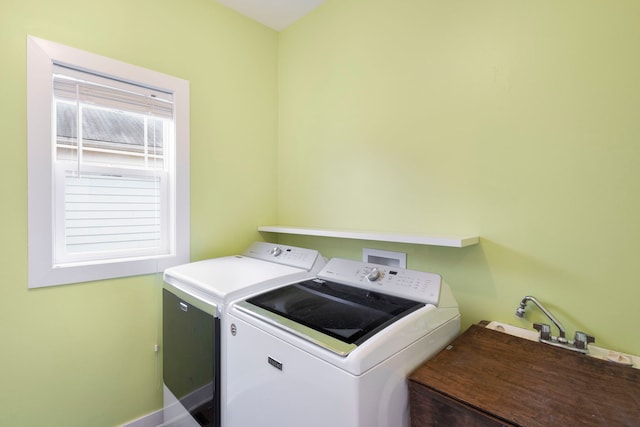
[27,36,190,288]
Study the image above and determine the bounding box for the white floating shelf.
[258,226,479,248]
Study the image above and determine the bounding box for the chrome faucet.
[516,295,595,354]
[516,296,567,341]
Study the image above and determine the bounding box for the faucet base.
[539,337,589,354]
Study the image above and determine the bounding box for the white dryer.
[161,242,325,427]
[226,258,460,427]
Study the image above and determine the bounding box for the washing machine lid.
[236,278,425,356]
[163,256,306,305]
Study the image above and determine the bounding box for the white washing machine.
[225,258,460,427]
[161,242,326,427]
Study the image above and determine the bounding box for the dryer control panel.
[318,258,442,305]
[243,242,321,271]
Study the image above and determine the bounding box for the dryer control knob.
[270,246,283,257]
[366,268,381,282]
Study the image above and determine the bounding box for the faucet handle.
[573,331,595,350]
[533,323,552,341]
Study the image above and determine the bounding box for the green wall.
[0,0,278,425]
[277,0,640,356]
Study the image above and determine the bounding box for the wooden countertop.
[409,324,640,426]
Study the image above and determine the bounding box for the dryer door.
[163,286,220,427]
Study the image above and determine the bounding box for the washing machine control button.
[270,246,283,257]
[366,268,381,282]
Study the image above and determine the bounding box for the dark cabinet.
[409,324,640,426]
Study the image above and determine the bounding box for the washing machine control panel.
[243,242,321,271]
[318,258,441,305]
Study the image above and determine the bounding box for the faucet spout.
[516,295,567,339]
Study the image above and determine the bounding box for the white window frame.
[27,35,190,288]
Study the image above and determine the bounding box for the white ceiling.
[217,0,326,31]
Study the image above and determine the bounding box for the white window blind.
[53,65,173,117]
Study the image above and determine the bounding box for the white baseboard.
[119,408,163,427]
